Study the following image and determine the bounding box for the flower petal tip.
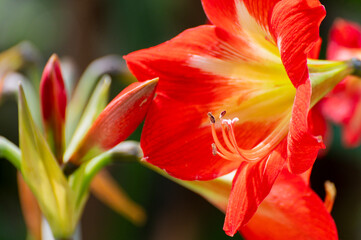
[223,222,238,237]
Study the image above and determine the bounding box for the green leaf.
[18,84,77,238]
[64,75,111,159]
[65,56,124,143]
[21,75,42,131]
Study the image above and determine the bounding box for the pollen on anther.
[211,143,217,156]
[208,112,215,123]
[219,110,226,119]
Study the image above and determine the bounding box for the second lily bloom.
[322,18,361,147]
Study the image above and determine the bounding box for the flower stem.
[69,141,142,207]
[0,136,21,170]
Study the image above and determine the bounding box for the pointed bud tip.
[141,77,158,90]
[17,82,25,102]
[101,74,112,85]
[43,54,61,76]
[147,77,159,84]
[127,78,158,98]
[49,53,60,63]
[223,226,236,237]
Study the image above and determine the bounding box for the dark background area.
[0,0,361,239]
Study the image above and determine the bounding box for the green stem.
[81,140,142,183]
[69,141,142,207]
[0,136,21,170]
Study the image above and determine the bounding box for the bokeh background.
[0,0,361,239]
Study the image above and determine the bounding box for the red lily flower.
[322,19,361,147]
[125,0,353,235]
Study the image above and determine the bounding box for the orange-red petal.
[287,80,325,174]
[270,0,325,87]
[223,139,287,236]
[17,172,42,240]
[240,169,338,240]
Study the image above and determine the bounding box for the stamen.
[210,119,242,161]
[219,110,226,119]
[221,124,237,153]
[324,180,336,213]
[209,111,290,163]
[208,113,242,161]
[211,143,217,156]
[208,112,215,123]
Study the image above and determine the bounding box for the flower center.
[208,111,289,162]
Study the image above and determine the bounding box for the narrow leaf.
[66,78,158,165]
[65,55,125,143]
[91,170,146,225]
[64,76,111,159]
[18,84,75,238]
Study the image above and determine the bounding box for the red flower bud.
[40,54,67,162]
[67,78,158,165]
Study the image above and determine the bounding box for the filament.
[208,111,289,162]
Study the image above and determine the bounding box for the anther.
[219,110,226,119]
[211,143,217,156]
[208,112,215,124]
